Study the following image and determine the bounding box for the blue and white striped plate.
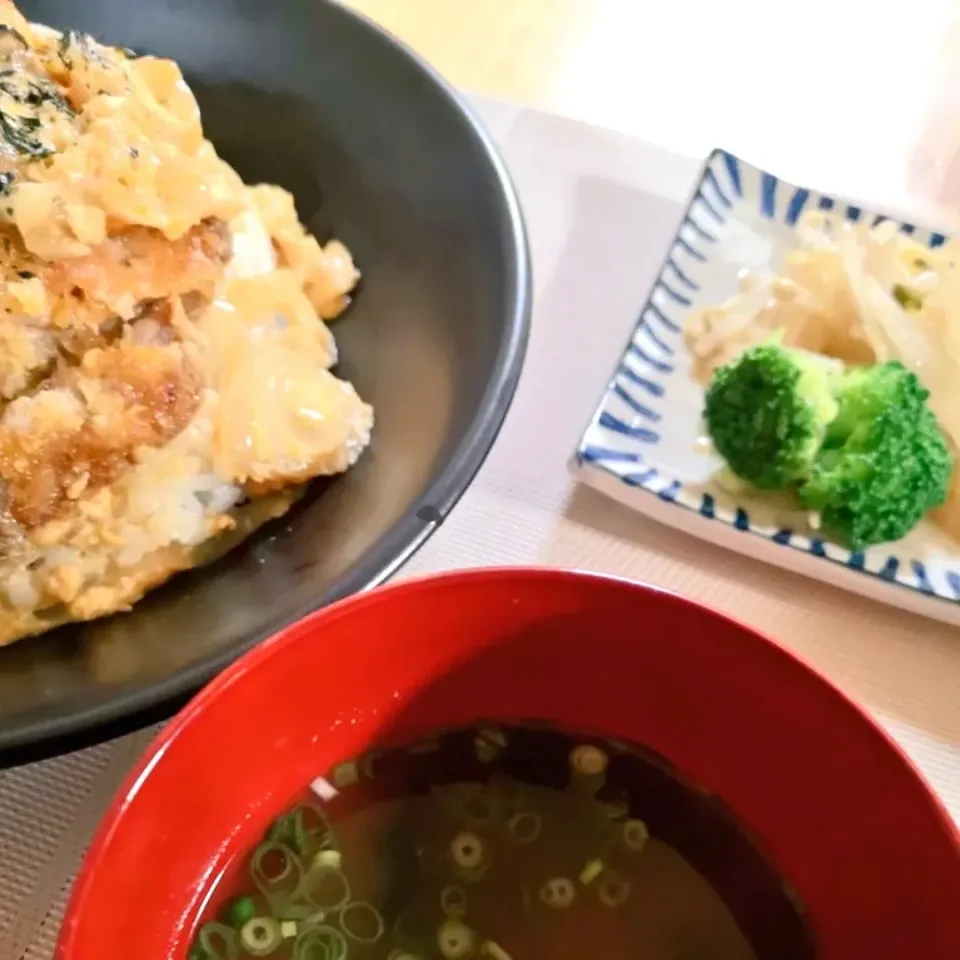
[572,149,960,626]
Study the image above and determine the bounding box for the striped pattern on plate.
[572,149,960,623]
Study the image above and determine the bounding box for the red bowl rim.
[56,567,960,958]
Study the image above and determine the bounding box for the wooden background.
[342,0,960,215]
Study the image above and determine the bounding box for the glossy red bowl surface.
[57,568,960,959]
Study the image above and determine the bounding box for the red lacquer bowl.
[56,569,960,959]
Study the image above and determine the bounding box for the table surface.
[343,0,960,220]
[7,9,960,957]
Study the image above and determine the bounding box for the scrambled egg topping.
[0,2,373,643]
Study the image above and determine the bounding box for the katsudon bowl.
[0,0,529,761]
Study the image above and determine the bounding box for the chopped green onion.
[198,922,239,960]
[331,761,359,788]
[449,831,486,871]
[275,903,320,922]
[268,805,333,856]
[569,744,608,776]
[301,863,351,911]
[240,917,282,956]
[440,884,467,917]
[435,782,483,811]
[393,909,427,946]
[488,774,525,810]
[474,742,499,764]
[569,745,608,796]
[892,283,923,311]
[598,793,630,821]
[313,848,342,869]
[339,901,385,943]
[250,842,304,904]
[598,873,632,908]
[358,751,380,779]
[578,858,604,885]
[539,877,576,909]
[437,919,475,959]
[622,818,649,852]
[481,941,513,960]
[473,725,507,762]
[280,921,298,939]
[461,791,499,828]
[226,894,257,927]
[416,840,445,874]
[388,952,424,960]
[506,811,541,843]
[479,724,506,746]
[293,925,347,960]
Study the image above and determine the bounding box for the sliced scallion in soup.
[190,723,814,960]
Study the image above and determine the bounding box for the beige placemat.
[3,96,959,960]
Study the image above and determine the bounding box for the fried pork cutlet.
[0,2,373,644]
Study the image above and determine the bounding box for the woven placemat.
[3,97,958,959]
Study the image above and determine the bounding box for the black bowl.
[1,0,529,763]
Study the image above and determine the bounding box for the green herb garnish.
[892,283,923,312]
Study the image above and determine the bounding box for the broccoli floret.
[704,343,841,489]
[799,362,953,548]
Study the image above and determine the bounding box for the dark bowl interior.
[0,0,529,761]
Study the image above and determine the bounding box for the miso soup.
[189,723,814,960]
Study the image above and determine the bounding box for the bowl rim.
[56,566,960,960]
[0,3,531,763]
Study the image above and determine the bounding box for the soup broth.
[189,723,814,960]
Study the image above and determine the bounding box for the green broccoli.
[799,362,953,548]
[704,343,841,489]
[703,344,954,548]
